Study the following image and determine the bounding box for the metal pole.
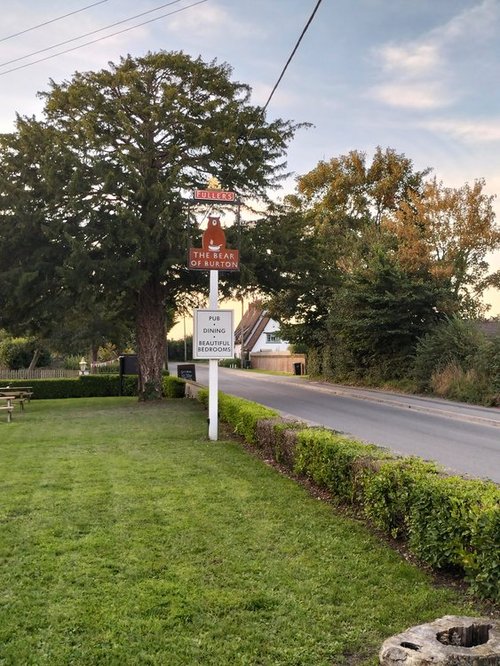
[183,316,187,362]
[240,296,245,368]
[208,270,219,440]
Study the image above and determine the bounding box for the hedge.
[198,389,278,444]
[1,375,186,399]
[195,390,500,602]
[162,375,186,398]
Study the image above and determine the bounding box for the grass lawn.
[0,398,485,665]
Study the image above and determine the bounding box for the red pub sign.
[188,216,240,271]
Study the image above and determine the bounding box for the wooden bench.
[0,396,14,423]
[0,387,33,410]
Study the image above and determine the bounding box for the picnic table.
[0,386,33,411]
[0,395,14,422]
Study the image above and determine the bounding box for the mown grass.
[0,398,483,665]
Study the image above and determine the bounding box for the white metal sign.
[193,309,234,359]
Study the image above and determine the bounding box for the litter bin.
[293,362,302,376]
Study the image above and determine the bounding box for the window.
[265,332,282,343]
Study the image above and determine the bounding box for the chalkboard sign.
[177,364,196,381]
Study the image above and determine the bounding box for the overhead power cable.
[0,0,207,77]
[0,0,187,69]
[0,1,110,43]
[262,0,323,113]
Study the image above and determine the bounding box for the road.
[173,363,500,484]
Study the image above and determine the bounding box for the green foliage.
[478,334,500,399]
[217,358,240,368]
[407,475,500,601]
[3,375,185,400]
[467,504,500,601]
[162,376,186,398]
[363,459,438,539]
[255,418,306,466]
[199,389,500,601]
[167,336,192,362]
[219,394,278,444]
[413,317,486,389]
[327,250,447,381]
[0,51,301,400]
[198,389,278,444]
[1,375,137,399]
[95,363,120,374]
[294,428,383,503]
[430,364,493,405]
[0,337,51,369]
[412,318,500,404]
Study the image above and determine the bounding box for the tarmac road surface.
[174,363,500,484]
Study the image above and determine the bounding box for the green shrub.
[413,317,485,390]
[407,474,500,601]
[255,418,305,466]
[430,364,492,405]
[0,375,138,399]
[96,363,120,374]
[363,458,438,539]
[217,358,240,368]
[0,337,51,369]
[294,428,383,504]
[163,376,186,398]
[195,389,500,601]
[467,503,500,601]
[198,390,277,444]
[5,375,186,400]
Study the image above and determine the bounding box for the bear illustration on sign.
[202,216,226,252]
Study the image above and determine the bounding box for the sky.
[1,0,500,329]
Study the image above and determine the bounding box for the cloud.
[377,43,441,77]
[163,2,243,39]
[369,0,500,111]
[436,0,499,42]
[420,118,500,143]
[372,82,452,110]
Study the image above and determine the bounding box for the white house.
[234,301,289,360]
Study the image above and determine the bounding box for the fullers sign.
[188,216,240,271]
[193,309,234,359]
[194,189,236,202]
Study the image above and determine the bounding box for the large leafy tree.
[0,51,300,398]
[245,147,499,381]
[383,177,500,316]
[0,119,81,365]
[326,249,450,379]
[249,148,430,346]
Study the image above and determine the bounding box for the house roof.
[235,301,270,352]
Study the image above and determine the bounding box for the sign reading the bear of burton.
[188,215,239,271]
[193,309,234,359]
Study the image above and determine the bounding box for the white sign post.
[187,198,240,442]
[193,284,234,440]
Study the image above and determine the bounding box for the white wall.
[252,319,289,353]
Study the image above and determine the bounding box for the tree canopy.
[243,147,499,381]
[0,51,302,396]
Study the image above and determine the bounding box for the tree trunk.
[136,276,166,400]
[90,346,99,374]
[28,348,41,372]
